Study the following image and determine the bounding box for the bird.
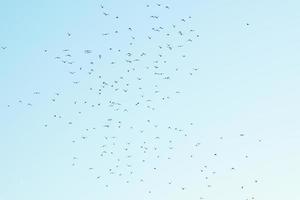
[2,2,266,198]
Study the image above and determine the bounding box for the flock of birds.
[2,2,262,200]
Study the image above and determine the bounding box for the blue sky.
[1,0,300,200]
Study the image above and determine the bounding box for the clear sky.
[1,0,300,200]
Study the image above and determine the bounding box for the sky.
[0,0,300,200]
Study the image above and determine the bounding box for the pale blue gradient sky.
[1,0,300,200]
